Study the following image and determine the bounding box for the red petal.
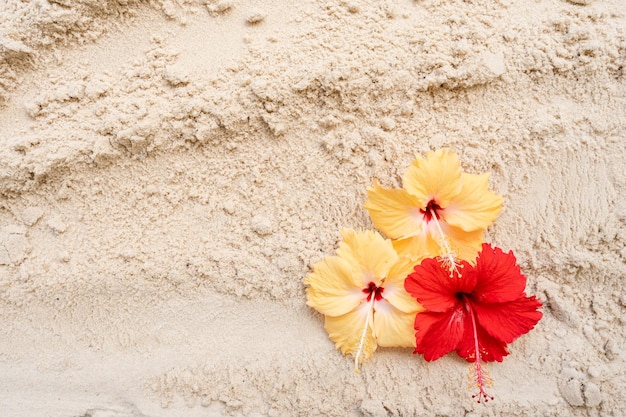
[405,258,476,313]
[472,243,526,303]
[472,295,543,343]
[413,307,466,361]
[455,311,509,362]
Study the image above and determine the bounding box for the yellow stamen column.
[354,296,376,373]
[429,208,461,277]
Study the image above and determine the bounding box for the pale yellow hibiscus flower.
[364,149,503,273]
[304,228,424,372]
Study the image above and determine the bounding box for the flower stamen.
[465,299,494,403]
[354,295,376,373]
[428,207,462,277]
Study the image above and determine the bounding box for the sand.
[0,0,625,416]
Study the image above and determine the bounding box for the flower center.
[420,199,442,222]
[363,281,384,302]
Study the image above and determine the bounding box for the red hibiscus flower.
[404,243,542,402]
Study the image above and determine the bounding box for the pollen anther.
[468,362,495,403]
[465,297,495,403]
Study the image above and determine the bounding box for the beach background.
[0,0,624,416]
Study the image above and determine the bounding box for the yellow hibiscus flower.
[364,149,503,273]
[304,228,424,372]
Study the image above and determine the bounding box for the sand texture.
[1,0,625,416]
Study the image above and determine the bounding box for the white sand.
[1,0,625,416]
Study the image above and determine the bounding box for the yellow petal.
[392,222,483,264]
[373,300,417,348]
[382,257,425,314]
[304,255,364,317]
[442,223,484,264]
[392,233,441,262]
[443,172,503,232]
[336,228,398,286]
[364,182,424,240]
[324,302,377,360]
[402,149,462,208]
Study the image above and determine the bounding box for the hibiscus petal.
[382,257,425,314]
[443,172,503,232]
[455,311,509,362]
[324,302,376,359]
[402,149,462,209]
[414,308,466,361]
[391,216,482,264]
[472,296,543,343]
[373,300,417,348]
[413,311,440,348]
[440,222,484,264]
[336,228,398,287]
[472,244,527,303]
[364,181,424,240]
[304,255,365,317]
[391,231,441,261]
[404,258,476,313]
